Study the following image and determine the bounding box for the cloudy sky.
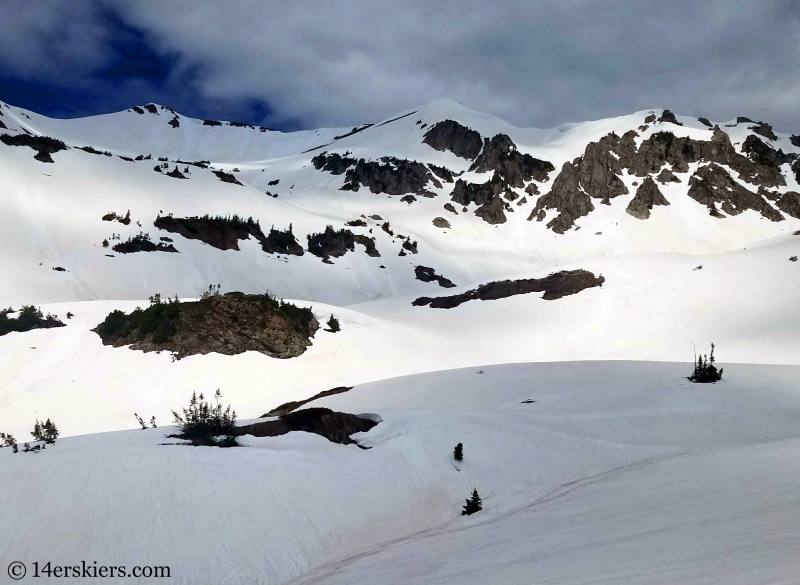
[1,1,798,132]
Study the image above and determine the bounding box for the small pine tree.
[31,419,43,442]
[42,418,59,444]
[150,416,157,428]
[688,343,723,383]
[454,443,463,462]
[461,488,483,516]
[327,314,340,332]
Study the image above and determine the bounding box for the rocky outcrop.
[687,164,783,221]
[1,133,67,162]
[775,191,800,219]
[698,117,713,127]
[213,170,243,186]
[658,110,682,125]
[314,152,439,195]
[154,215,304,256]
[528,161,594,234]
[94,292,318,360]
[451,174,506,207]
[474,196,508,225]
[429,163,456,183]
[112,233,179,254]
[656,168,680,184]
[432,217,451,229]
[576,135,629,203]
[307,226,357,260]
[741,134,794,167]
[353,234,380,257]
[791,135,800,148]
[750,122,778,141]
[413,269,604,308]
[422,120,483,160]
[236,408,378,445]
[626,177,670,219]
[415,265,456,288]
[265,386,354,416]
[468,134,554,187]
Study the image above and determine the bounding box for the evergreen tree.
[42,418,59,444]
[134,413,147,430]
[454,442,463,462]
[327,314,341,333]
[689,343,723,383]
[31,419,43,442]
[462,489,483,516]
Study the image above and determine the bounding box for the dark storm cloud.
[1,0,798,132]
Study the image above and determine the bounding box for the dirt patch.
[413,269,604,308]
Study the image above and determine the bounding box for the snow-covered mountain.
[2,98,800,584]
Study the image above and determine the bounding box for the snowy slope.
[3,361,800,585]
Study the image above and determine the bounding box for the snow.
[2,98,800,584]
[3,361,800,585]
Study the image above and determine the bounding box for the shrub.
[688,343,723,383]
[462,489,482,516]
[0,305,65,336]
[454,442,463,461]
[327,314,340,332]
[1,432,17,451]
[171,390,238,444]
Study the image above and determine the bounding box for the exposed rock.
[415,265,456,288]
[413,269,604,308]
[444,203,458,214]
[333,124,373,140]
[400,195,417,204]
[656,168,680,184]
[213,170,243,186]
[345,219,367,227]
[168,116,180,129]
[312,152,354,175]
[307,226,356,260]
[658,110,682,125]
[132,106,145,114]
[451,174,506,207]
[626,177,670,219]
[1,133,67,162]
[420,190,437,198]
[369,214,383,221]
[775,191,800,219]
[468,134,554,187]
[741,134,794,167]
[314,152,439,195]
[265,386,353,416]
[529,161,594,233]
[737,116,755,124]
[577,135,629,203]
[504,191,519,202]
[166,168,187,179]
[429,164,456,183]
[516,196,527,206]
[112,233,179,254]
[236,408,378,446]
[144,104,158,115]
[687,164,783,221]
[203,120,222,126]
[154,215,303,255]
[94,292,318,360]
[750,122,778,141]
[524,182,540,196]
[432,217,451,229]
[791,135,800,148]
[422,120,483,160]
[474,196,507,225]
[698,117,713,127]
[644,114,656,124]
[354,234,380,257]
[402,239,419,254]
